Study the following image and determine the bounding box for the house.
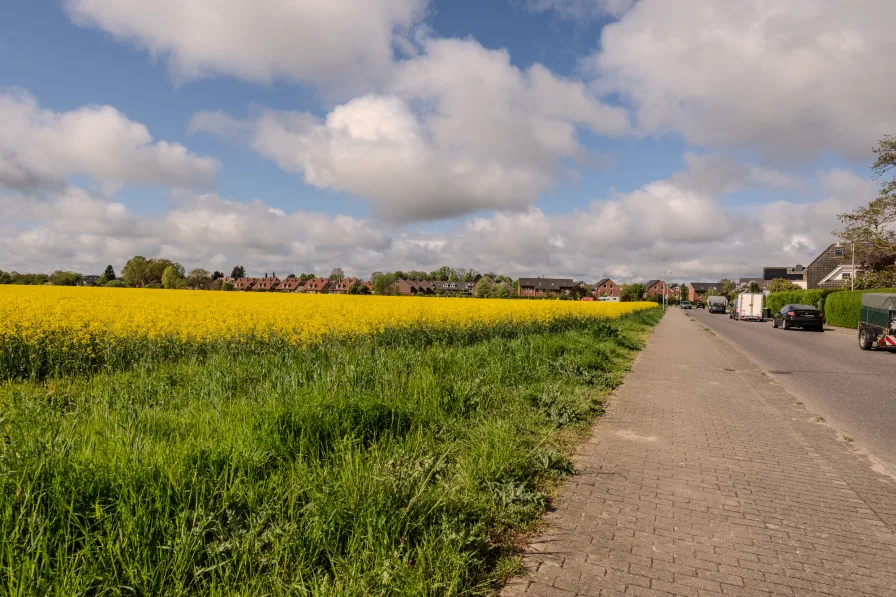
[644,280,673,299]
[430,280,475,294]
[80,275,101,286]
[301,278,331,294]
[592,278,621,298]
[762,265,807,289]
[232,277,257,291]
[254,276,281,291]
[804,243,856,289]
[517,277,575,297]
[688,282,717,302]
[329,277,363,294]
[277,277,306,292]
[394,278,435,296]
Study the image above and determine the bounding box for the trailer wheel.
[859,328,872,351]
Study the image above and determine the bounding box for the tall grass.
[1,309,660,596]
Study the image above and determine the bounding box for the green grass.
[0,309,661,596]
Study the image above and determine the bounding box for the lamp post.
[852,241,855,292]
[663,267,673,311]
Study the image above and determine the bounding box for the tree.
[186,268,211,290]
[621,283,646,302]
[429,266,456,281]
[49,270,83,286]
[329,267,345,281]
[493,282,512,299]
[473,278,493,298]
[162,265,185,289]
[768,278,800,293]
[748,281,762,293]
[372,272,398,295]
[834,136,896,272]
[300,273,316,281]
[103,265,116,281]
[122,256,149,287]
[231,265,246,279]
[212,271,224,280]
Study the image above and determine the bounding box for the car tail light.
[787,311,796,317]
[816,312,823,318]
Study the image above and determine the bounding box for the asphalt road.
[688,308,896,470]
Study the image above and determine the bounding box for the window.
[842,272,851,279]
[834,248,845,257]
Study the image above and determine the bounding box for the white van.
[597,296,620,302]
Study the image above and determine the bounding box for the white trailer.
[735,293,765,321]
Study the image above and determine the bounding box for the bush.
[825,288,896,328]
[765,289,842,314]
[222,282,235,291]
[105,280,125,288]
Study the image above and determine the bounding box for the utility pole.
[663,267,673,311]
[852,242,855,292]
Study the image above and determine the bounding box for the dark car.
[772,304,824,331]
[696,301,706,309]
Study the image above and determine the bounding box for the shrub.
[765,289,841,314]
[105,279,125,288]
[824,288,896,328]
[222,282,235,291]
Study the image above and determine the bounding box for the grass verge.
[1,309,661,596]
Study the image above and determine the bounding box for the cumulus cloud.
[593,0,896,161]
[64,0,426,94]
[3,160,875,283]
[191,38,629,222]
[0,90,218,192]
[522,0,635,20]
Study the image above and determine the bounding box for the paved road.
[504,308,896,597]
[690,307,896,470]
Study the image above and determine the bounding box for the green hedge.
[824,288,896,328]
[764,289,841,314]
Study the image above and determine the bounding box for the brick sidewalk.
[503,308,896,597]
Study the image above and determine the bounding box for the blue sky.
[1,1,890,280]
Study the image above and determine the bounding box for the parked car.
[696,302,706,309]
[773,304,824,331]
[858,293,896,350]
[681,301,692,310]
[707,296,727,314]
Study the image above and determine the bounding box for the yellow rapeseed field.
[0,286,656,377]
[0,286,655,344]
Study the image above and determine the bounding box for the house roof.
[278,278,305,290]
[645,280,661,288]
[518,277,575,290]
[593,278,614,287]
[303,277,331,290]
[690,282,717,291]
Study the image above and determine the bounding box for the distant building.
[302,278,332,294]
[762,265,807,289]
[394,278,435,296]
[804,243,856,289]
[429,280,475,295]
[517,277,576,297]
[254,276,281,291]
[592,278,621,298]
[644,280,674,299]
[688,282,717,302]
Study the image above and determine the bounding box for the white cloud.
[191,38,629,222]
[4,155,870,283]
[64,0,427,94]
[522,0,635,20]
[0,90,218,192]
[593,0,896,160]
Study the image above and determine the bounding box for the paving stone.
[500,310,896,597]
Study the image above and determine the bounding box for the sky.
[1,0,892,282]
